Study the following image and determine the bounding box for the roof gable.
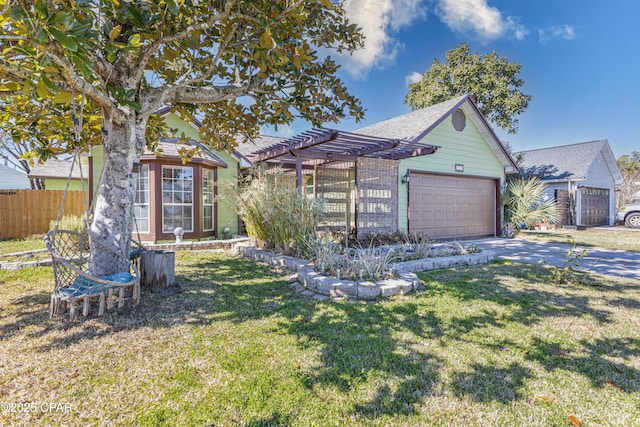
[517,140,623,184]
[355,94,517,170]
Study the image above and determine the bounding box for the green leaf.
[109,25,122,40]
[48,27,78,52]
[127,33,141,48]
[41,75,58,94]
[53,92,73,104]
[166,0,179,15]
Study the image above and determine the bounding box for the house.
[90,112,243,243]
[0,162,30,190]
[28,157,89,190]
[517,140,624,227]
[240,94,518,241]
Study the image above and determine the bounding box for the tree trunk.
[140,250,177,294]
[89,109,147,276]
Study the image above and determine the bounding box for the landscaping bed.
[234,242,494,300]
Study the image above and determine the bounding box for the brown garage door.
[409,173,496,240]
[580,187,609,226]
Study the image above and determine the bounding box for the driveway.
[474,238,640,280]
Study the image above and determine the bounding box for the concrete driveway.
[474,238,640,280]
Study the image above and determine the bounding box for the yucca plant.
[502,176,559,237]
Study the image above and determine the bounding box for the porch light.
[455,163,464,172]
[401,172,410,184]
[132,161,142,173]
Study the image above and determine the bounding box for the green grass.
[520,228,639,252]
[0,236,46,255]
[1,251,639,426]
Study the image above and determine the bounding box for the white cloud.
[435,0,528,43]
[405,71,423,86]
[538,24,576,44]
[263,124,296,139]
[337,0,428,79]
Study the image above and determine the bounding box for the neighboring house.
[0,162,30,190]
[28,157,89,190]
[241,94,518,241]
[517,140,624,227]
[90,112,243,243]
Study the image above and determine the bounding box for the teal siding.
[397,113,505,231]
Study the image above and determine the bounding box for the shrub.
[50,215,86,233]
[233,168,323,257]
[502,177,559,237]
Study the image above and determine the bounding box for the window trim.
[134,163,150,234]
[202,167,215,232]
[161,165,194,233]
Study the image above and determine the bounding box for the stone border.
[0,238,252,270]
[232,243,494,301]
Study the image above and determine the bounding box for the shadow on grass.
[2,252,640,421]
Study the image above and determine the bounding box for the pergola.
[248,128,439,237]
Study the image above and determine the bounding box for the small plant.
[545,237,590,285]
[400,230,432,260]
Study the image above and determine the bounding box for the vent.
[452,109,466,131]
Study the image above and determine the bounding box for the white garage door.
[409,173,497,240]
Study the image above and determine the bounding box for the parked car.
[617,201,640,228]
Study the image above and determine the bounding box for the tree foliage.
[0,0,364,148]
[0,0,365,274]
[617,151,640,205]
[405,43,531,134]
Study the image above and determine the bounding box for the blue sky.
[268,0,639,158]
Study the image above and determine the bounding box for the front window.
[162,166,193,233]
[134,164,150,233]
[202,168,215,231]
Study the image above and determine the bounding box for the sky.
[266,0,640,158]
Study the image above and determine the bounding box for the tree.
[617,151,640,207]
[405,43,531,134]
[1,0,364,275]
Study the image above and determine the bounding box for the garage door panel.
[409,173,496,240]
[580,187,609,226]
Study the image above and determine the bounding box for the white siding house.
[517,140,623,226]
[0,163,30,190]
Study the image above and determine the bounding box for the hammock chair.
[46,95,143,320]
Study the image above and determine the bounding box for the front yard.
[1,249,639,426]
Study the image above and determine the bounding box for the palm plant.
[502,177,559,237]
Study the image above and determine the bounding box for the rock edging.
[233,243,494,300]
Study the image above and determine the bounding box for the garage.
[580,187,609,226]
[409,173,497,240]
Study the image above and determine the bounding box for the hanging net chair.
[46,228,141,320]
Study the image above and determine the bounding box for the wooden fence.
[0,189,87,239]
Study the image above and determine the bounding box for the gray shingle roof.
[28,158,89,180]
[234,135,288,157]
[516,140,612,181]
[144,139,228,167]
[354,94,468,141]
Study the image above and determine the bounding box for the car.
[617,201,640,228]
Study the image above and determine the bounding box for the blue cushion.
[58,272,132,298]
[101,272,133,283]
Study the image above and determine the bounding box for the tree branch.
[131,0,237,86]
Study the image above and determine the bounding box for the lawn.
[519,227,639,252]
[0,236,46,255]
[1,250,639,426]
